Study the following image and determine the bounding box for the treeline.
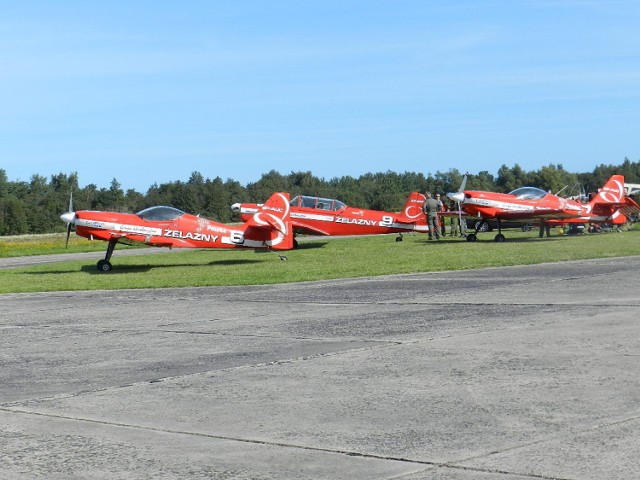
[1,159,639,236]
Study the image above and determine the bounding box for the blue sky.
[2,1,639,192]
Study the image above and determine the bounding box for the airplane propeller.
[60,191,76,248]
[446,173,467,203]
[446,174,468,237]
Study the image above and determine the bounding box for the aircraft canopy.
[291,195,346,211]
[509,187,547,200]
[136,206,186,221]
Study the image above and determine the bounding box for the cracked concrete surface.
[1,256,639,479]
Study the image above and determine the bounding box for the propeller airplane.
[231,192,428,244]
[447,175,640,242]
[60,192,294,271]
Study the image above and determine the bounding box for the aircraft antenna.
[555,185,568,196]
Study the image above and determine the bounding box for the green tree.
[108,178,126,211]
[497,164,529,192]
[0,195,28,235]
[169,182,199,213]
[26,175,53,233]
[530,164,578,194]
[125,189,146,213]
[0,169,8,198]
[247,170,290,202]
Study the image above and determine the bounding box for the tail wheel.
[97,260,113,272]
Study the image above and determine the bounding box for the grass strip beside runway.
[1,227,639,293]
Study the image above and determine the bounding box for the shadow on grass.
[207,259,266,266]
[23,264,153,274]
[295,241,328,250]
[26,260,261,275]
[92,259,265,272]
[417,235,567,245]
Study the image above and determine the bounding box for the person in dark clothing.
[539,220,551,238]
[423,192,441,240]
[436,194,447,236]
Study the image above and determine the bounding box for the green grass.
[1,226,639,293]
[0,233,133,257]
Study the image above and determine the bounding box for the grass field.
[1,226,639,294]
[0,233,130,257]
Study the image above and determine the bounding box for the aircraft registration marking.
[163,229,219,243]
[75,219,163,236]
[335,217,378,226]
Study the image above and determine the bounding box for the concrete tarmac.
[1,256,639,479]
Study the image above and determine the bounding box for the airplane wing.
[437,210,469,218]
[112,233,189,248]
[486,209,565,221]
[290,221,332,236]
[394,215,423,224]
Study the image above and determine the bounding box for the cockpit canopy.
[291,195,346,211]
[136,206,185,221]
[508,187,548,200]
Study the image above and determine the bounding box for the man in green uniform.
[423,192,441,240]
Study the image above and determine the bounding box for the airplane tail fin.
[396,192,426,223]
[244,192,293,250]
[588,175,626,215]
[587,174,640,223]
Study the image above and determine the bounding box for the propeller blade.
[62,190,75,249]
[459,174,467,192]
[65,222,72,249]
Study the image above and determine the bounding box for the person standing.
[423,192,441,240]
[436,193,447,236]
[449,200,460,237]
[539,220,551,238]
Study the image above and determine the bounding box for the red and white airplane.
[231,192,428,244]
[60,192,293,271]
[447,175,640,242]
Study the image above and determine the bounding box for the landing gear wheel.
[466,234,477,242]
[494,233,505,242]
[97,260,113,272]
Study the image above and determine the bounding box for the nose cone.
[60,212,76,224]
[447,192,465,203]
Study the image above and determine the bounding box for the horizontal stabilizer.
[244,192,294,250]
